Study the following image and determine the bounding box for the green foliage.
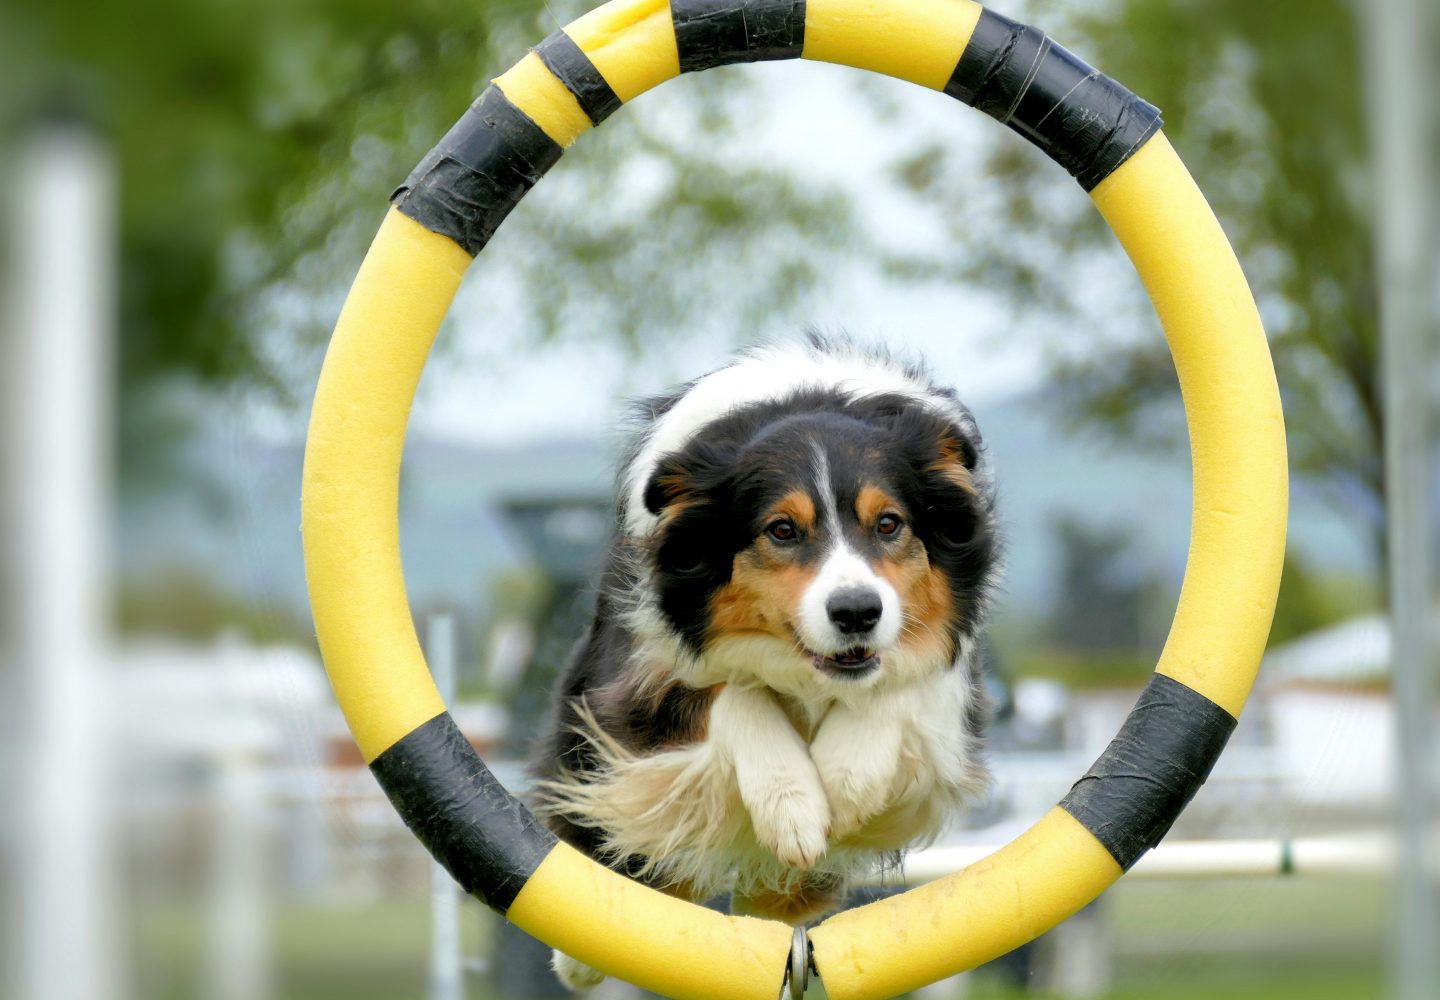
[1047,515,1164,654]
[481,92,856,358]
[5,0,513,388]
[888,0,1381,552]
[117,567,308,643]
[1269,551,1380,646]
[1006,648,1154,690]
[3,1,866,485]
[9,1,1383,644]
[1008,527,1374,670]
[485,565,553,621]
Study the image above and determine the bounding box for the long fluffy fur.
[531,337,1000,985]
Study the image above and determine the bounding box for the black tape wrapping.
[945,8,1162,190]
[369,712,557,912]
[1060,674,1238,869]
[534,30,623,125]
[392,86,563,256]
[672,0,806,72]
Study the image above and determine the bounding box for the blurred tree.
[890,0,1380,558]
[1047,514,1158,653]
[0,0,861,488]
[3,1,508,391]
[5,0,1379,652]
[1268,550,1381,646]
[116,568,308,644]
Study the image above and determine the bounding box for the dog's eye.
[876,513,904,537]
[766,519,798,543]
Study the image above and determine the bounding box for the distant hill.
[117,392,1374,630]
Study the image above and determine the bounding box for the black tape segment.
[392,86,563,256]
[534,30,622,126]
[1060,673,1237,870]
[369,712,557,912]
[672,0,806,73]
[944,8,1162,190]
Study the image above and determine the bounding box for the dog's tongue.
[834,647,872,666]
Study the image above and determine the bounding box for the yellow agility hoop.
[301,2,1287,998]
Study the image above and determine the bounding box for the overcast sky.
[385,60,1094,448]
[243,48,1147,454]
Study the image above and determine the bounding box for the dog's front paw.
[813,713,902,840]
[716,685,832,867]
[552,949,606,991]
[816,756,898,839]
[746,778,831,867]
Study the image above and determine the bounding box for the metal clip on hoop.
[787,926,811,1000]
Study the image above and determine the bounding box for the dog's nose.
[826,588,883,635]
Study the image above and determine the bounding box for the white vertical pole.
[206,747,274,1000]
[1364,3,1440,999]
[3,124,125,1000]
[426,614,464,1000]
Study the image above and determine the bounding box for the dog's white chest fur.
[540,664,988,903]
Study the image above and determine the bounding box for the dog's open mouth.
[813,646,880,679]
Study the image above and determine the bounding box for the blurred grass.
[964,969,1380,1000]
[135,897,485,1000]
[1008,649,1154,689]
[132,876,1384,999]
[117,568,310,644]
[273,899,489,1000]
[1098,876,1385,1000]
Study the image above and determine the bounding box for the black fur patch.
[641,389,996,655]
[530,343,1000,885]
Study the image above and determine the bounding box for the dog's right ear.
[643,441,735,517]
[643,456,693,517]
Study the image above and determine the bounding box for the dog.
[531,338,999,989]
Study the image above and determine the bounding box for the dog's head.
[638,389,996,694]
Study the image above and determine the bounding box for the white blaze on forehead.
[622,341,972,538]
[810,441,839,529]
[798,540,903,655]
[800,442,902,653]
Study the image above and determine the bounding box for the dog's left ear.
[930,426,980,494]
[880,397,979,494]
[920,425,985,546]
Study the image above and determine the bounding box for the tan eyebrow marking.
[769,490,817,531]
[856,484,903,526]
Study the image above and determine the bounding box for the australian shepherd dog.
[532,338,999,989]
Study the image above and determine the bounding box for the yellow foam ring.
[302,208,471,762]
[508,842,793,1000]
[494,51,595,148]
[810,809,1123,1000]
[1090,134,1288,719]
[803,0,983,90]
[565,0,680,104]
[303,13,1288,1000]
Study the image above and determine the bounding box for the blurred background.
[1,1,1435,998]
